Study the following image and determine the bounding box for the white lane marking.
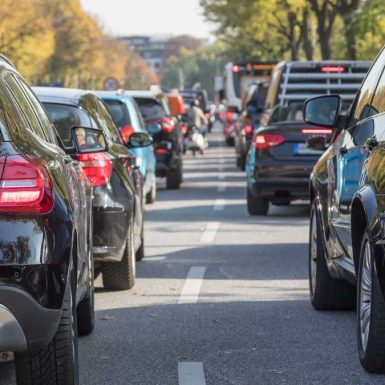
[214,199,226,211]
[218,184,227,192]
[178,362,207,385]
[218,174,225,180]
[143,256,166,262]
[178,267,206,304]
[200,222,220,243]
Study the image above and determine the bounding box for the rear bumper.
[155,152,180,177]
[0,285,62,351]
[248,177,310,202]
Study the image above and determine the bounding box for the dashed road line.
[214,199,226,211]
[178,267,206,304]
[143,256,166,262]
[178,362,207,385]
[200,222,220,243]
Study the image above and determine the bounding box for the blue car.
[97,91,157,203]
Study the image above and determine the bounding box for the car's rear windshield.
[103,99,131,129]
[268,103,303,124]
[43,103,95,148]
[134,97,165,122]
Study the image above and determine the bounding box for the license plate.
[294,143,324,155]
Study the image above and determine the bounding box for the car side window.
[348,49,385,127]
[95,99,121,144]
[369,66,385,116]
[16,78,59,145]
[4,74,48,141]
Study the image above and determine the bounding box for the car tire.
[239,154,246,171]
[103,224,136,290]
[247,188,269,215]
[226,137,234,146]
[167,169,181,190]
[357,231,385,373]
[15,278,79,385]
[146,179,156,204]
[309,202,355,311]
[136,221,145,262]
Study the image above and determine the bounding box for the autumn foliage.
[0,0,157,89]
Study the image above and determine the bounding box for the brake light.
[120,125,135,144]
[320,66,345,73]
[161,117,175,132]
[76,153,112,187]
[255,134,285,149]
[244,125,253,135]
[232,65,240,73]
[156,148,169,154]
[0,155,53,213]
[301,128,333,134]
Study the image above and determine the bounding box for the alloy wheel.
[310,209,317,295]
[359,240,372,353]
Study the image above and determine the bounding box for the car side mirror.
[71,126,107,153]
[127,132,153,148]
[303,95,341,128]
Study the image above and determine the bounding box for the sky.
[80,0,213,39]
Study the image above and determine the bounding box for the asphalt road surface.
[1,126,385,385]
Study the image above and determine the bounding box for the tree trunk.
[301,7,314,60]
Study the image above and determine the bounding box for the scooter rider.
[188,99,208,135]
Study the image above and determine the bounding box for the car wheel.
[167,169,181,190]
[225,137,234,146]
[146,179,156,204]
[247,188,269,215]
[239,153,246,171]
[15,277,79,385]
[103,224,136,290]
[136,221,145,262]
[309,202,355,310]
[357,231,385,373]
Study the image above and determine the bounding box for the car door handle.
[339,146,348,155]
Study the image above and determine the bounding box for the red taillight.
[120,125,135,144]
[255,134,285,149]
[244,125,253,135]
[161,117,175,132]
[76,153,112,187]
[320,66,345,73]
[232,65,240,73]
[0,155,53,213]
[156,148,169,154]
[301,128,333,134]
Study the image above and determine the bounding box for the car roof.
[94,91,135,103]
[123,90,159,99]
[33,87,94,105]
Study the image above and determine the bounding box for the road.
[1,126,385,385]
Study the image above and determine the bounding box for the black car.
[34,87,151,290]
[125,90,183,189]
[304,45,385,373]
[0,55,94,384]
[246,102,333,215]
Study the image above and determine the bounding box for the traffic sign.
[103,77,120,91]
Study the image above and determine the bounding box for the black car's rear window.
[103,99,131,129]
[43,103,94,148]
[269,103,304,124]
[134,97,165,122]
